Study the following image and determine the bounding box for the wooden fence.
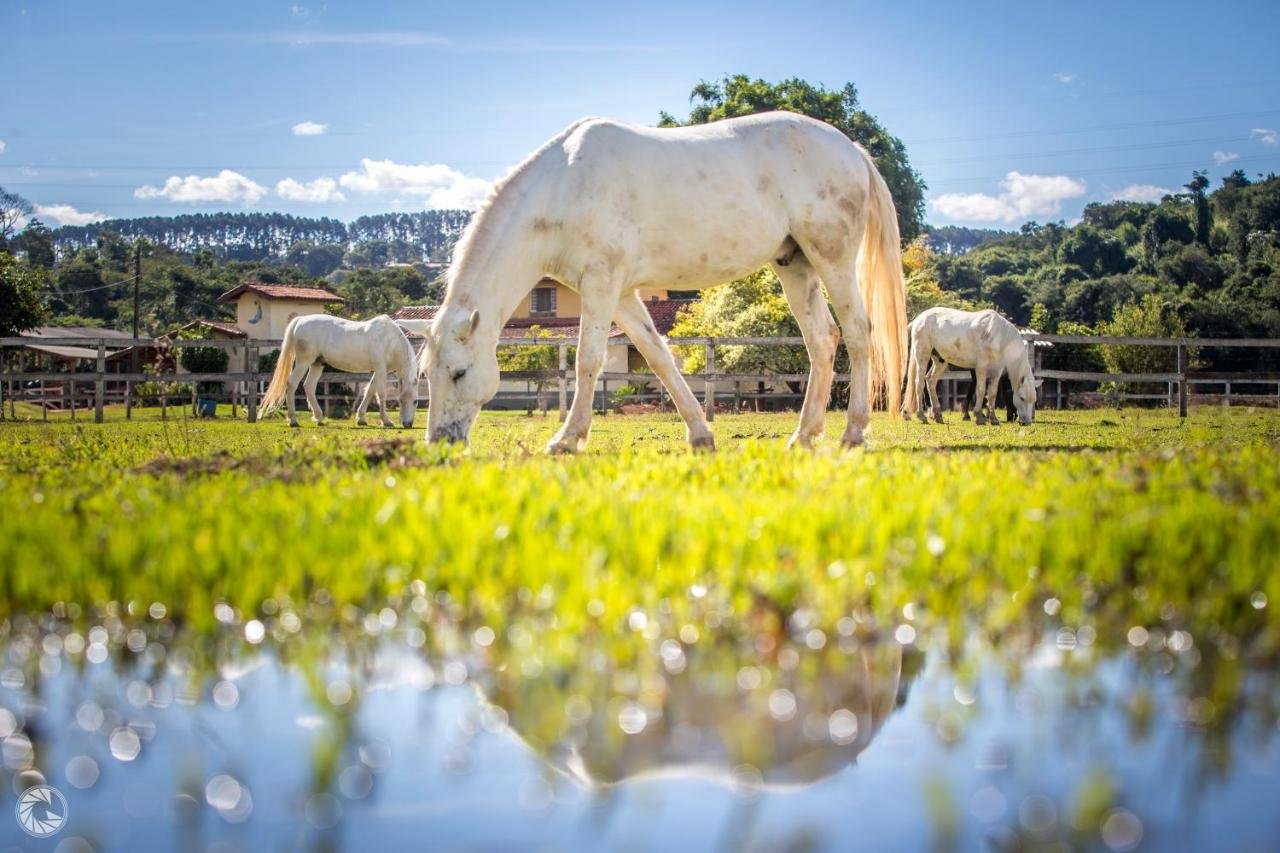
[2,333,1279,424]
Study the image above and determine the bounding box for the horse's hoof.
[916,413,928,425]
[932,414,944,425]
[288,421,300,429]
[356,420,367,427]
[786,432,816,451]
[547,441,576,455]
[689,433,716,452]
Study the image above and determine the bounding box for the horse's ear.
[454,309,481,341]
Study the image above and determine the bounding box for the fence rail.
[3,333,1280,424]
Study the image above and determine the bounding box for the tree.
[11,220,56,268]
[668,269,811,377]
[661,75,927,241]
[1100,295,1188,393]
[0,253,49,335]
[0,186,33,249]
[1183,171,1211,247]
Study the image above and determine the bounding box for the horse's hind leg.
[284,357,313,427]
[772,255,839,449]
[614,291,714,450]
[909,342,933,424]
[797,248,870,447]
[303,362,325,425]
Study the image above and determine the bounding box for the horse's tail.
[259,317,299,415]
[902,324,918,415]
[858,160,908,414]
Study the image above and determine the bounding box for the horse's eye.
[451,368,467,383]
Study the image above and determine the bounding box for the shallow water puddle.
[1,616,1277,852]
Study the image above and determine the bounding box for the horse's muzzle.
[428,420,470,445]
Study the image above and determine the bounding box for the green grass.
[2,407,1278,658]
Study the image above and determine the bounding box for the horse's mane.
[446,117,600,287]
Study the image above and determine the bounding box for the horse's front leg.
[773,255,839,449]
[614,291,714,451]
[284,359,312,428]
[371,368,394,427]
[355,377,378,426]
[547,283,616,454]
[926,357,946,423]
[984,370,1003,426]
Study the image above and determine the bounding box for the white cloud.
[1251,127,1277,146]
[134,170,267,204]
[338,158,492,208]
[292,121,327,136]
[1054,71,1077,84]
[0,140,6,155]
[33,203,108,226]
[1110,184,1175,204]
[275,176,345,203]
[930,171,1087,223]
[1212,150,1240,165]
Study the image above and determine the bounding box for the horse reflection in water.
[480,641,921,791]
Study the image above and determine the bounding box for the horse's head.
[424,306,499,444]
[1012,343,1042,425]
[397,381,418,429]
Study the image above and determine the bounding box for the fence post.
[1177,344,1188,418]
[704,340,716,422]
[246,345,258,423]
[557,342,568,422]
[94,342,106,423]
[1223,381,1231,408]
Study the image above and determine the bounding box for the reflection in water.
[0,592,1278,851]
[488,641,918,790]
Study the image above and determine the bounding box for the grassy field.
[2,406,1277,655]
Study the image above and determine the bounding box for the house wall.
[509,282,668,320]
[236,295,330,340]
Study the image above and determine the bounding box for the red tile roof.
[392,305,440,321]
[217,281,343,304]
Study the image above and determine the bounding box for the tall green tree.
[660,75,927,242]
[0,252,49,335]
[1183,171,1211,247]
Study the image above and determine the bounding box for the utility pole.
[128,242,141,420]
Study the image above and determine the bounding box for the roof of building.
[18,326,134,361]
[392,305,440,321]
[217,281,344,304]
[161,320,247,339]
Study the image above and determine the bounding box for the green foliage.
[178,334,230,395]
[662,75,927,241]
[669,269,810,375]
[1099,295,1188,389]
[0,252,49,335]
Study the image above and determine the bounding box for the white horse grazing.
[421,111,906,453]
[903,307,1040,426]
[260,314,419,428]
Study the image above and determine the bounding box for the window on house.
[530,286,557,314]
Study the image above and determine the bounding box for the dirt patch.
[137,436,433,480]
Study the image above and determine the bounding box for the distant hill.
[924,225,1013,255]
[49,210,474,263]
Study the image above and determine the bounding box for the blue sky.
[3,0,1278,230]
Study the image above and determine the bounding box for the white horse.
[260,314,419,428]
[421,111,906,453]
[903,307,1040,426]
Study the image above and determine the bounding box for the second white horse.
[260,314,419,428]
[903,307,1040,425]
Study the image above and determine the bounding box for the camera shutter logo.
[16,785,68,838]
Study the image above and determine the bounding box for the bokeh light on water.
[0,580,1277,851]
